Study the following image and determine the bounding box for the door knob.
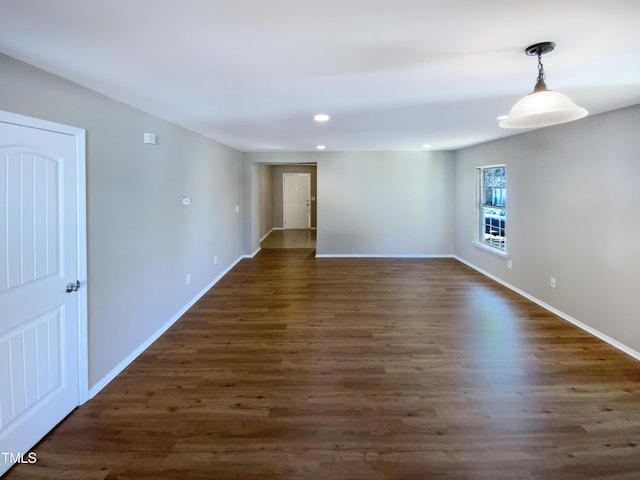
[65,280,80,293]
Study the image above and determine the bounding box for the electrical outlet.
[550,277,556,288]
[214,256,218,265]
[507,259,513,269]
[186,273,191,285]
[386,237,392,245]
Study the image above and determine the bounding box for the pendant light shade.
[499,42,587,129]
[499,90,588,128]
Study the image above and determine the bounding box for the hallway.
[260,229,316,249]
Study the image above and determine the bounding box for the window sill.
[473,241,508,258]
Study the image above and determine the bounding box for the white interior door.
[0,112,86,475]
[283,173,310,229]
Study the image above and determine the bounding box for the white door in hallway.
[0,111,86,476]
[283,173,310,229]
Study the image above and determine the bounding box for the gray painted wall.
[318,151,455,255]
[0,54,243,388]
[242,161,261,255]
[454,105,640,353]
[259,164,274,237]
[243,151,455,256]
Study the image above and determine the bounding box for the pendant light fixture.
[499,42,587,129]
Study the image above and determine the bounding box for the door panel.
[283,173,310,229]
[0,116,83,476]
[0,309,63,424]
[1,151,59,292]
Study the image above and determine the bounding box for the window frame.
[475,164,507,255]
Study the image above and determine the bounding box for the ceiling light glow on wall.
[316,145,326,150]
[422,144,432,149]
[499,42,587,129]
[314,114,330,122]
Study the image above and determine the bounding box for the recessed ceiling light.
[316,145,326,150]
[314,114,330,122]
[422,144,432,149]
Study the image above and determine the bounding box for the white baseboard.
[453,255,640,362]
[88,255,245,399]
[243,247,261,259]
[315,253,454,259]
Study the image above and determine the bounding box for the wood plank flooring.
[260,229,316,249]
[5,249,640,479]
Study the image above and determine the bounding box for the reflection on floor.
[260,229,316,249]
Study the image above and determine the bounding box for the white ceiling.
[1,0,639,152]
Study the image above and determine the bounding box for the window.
[477,165,506,252]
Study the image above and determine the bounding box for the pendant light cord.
[533,51,548,92]
[537,53,546,83]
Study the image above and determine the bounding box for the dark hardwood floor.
[6,249,640,479]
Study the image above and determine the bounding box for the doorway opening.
[259,164,317,250]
